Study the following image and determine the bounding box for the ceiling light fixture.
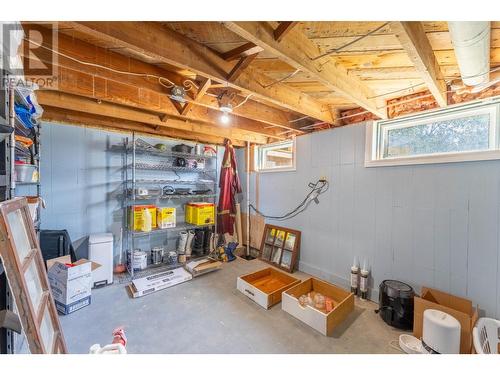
[170,85,187,103]
[220,112,230,125]
[219,103,233,125]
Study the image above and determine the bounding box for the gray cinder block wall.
[237,122,500,319]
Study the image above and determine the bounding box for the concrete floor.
[60,258,403,354]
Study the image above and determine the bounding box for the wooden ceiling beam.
[227,53,259,82]
[38,60,282,141]
[180,77,211,115]
[390,21,448,107]
[274,22,299,42]
[21,37,286,142]
[49,25,304,132]
[24,26,295,137]
[221,42,263,61]
[42,106,239,146]
[37,91,270,144]
[223,22,387,119]
[61,21,333,123]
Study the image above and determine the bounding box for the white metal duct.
[448,21,491,87]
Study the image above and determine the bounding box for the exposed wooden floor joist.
[59,21,334,124]
[223,22,387,119]
[37,91,270,145]
[390,21,447,107]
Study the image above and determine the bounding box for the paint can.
[128,249,147,271]
[151,247,164,265]
[165,251,178,265]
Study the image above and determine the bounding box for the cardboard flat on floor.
[185,258,222,277]
[130,267,192,298]
[237,267,300,309]
[282,278,355,336]
[413,287,479,354]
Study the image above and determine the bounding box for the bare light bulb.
[220,112,230,125]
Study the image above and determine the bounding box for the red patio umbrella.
[217,138,242,235]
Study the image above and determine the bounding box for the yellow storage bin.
[130,205,157,231]
[185,202,215,225]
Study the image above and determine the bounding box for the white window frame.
[255,138,296,173]
[365,99,500,167]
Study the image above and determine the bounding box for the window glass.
[366,102,500,167]
[383,113,491,158]
[257,140,295,171]
[25,260,43,311]
[7,209,32,261]
[40,306,55,352]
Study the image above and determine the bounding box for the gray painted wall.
[39,122,125,258]
[238,122,500,319]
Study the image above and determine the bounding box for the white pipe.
[246,141,250,257]
[448,21,491,87]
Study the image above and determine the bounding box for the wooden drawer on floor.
[237,267,300,309]
[282,277,354,336]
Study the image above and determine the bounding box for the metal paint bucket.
[151,247,164,265]
[165,251,178,265]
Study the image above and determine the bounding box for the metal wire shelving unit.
[114,133,218,280]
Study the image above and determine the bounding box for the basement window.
[256,139,296,172]
[365,100,500,167]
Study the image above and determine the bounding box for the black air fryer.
[377,280,415,330]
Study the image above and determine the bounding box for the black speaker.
[378,280,415,330]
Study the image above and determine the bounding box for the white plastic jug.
[141,207,152,232]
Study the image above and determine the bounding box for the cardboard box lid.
[131,205,156,210]
[47,255,101,272]
[421,287,473,315]
[187,202,214,207]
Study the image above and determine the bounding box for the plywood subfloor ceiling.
[26,21,500,145]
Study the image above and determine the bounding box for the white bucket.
[15,164,37,182]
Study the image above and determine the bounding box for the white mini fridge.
[88,233,114,288]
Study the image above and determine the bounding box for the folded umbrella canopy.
[217,139,242,235]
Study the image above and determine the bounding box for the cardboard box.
[237,267,300,309]
[157,207,176,229]
[413,287,479,354]
[282,278,354,336]
[129,267,192,298]
[47,256,101,315]
[129,205,157,230]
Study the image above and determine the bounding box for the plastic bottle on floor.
[350,256,359,295]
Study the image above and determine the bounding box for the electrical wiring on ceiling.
[249,179,329,221]
[367,82,427,99]
[289,115,310,123]
[260,68,301,89]
[233,93,254,109]
[23,37,200,91]
[311,22,391,62]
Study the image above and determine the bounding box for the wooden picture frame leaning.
[0,197,67,354]
[259,224,300,273]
